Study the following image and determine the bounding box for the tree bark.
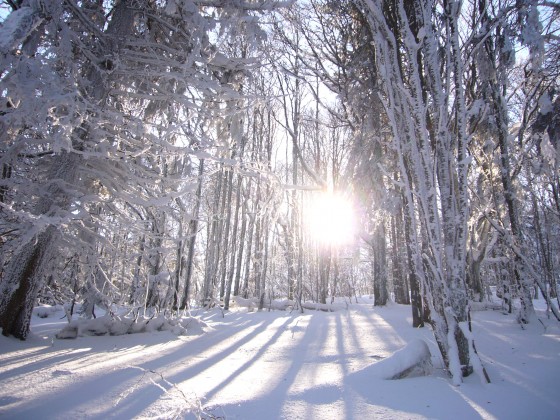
[0,226,57,338]
[391,203,409,304]
[373,222,388,306]
[180,160,204,310]
[224,175,242,310]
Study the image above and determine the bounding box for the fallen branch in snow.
[301,301,344,312]
[469,301,502,311]
[265,298,295,311]
[116,366,204,419]
[232,296,295,311]
[116,366,227,419]
[361,339,433,380]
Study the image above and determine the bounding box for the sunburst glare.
[306,192,356,246]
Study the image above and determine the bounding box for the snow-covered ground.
[1,297,559,419]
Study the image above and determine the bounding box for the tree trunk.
[258,219,270,311]
[130,234,146,305]
[391,205,409,304]
[180,159,204,310]
[0,226,57,339]
[401,181,423,328]
[219,169,235,300]
[318,245,331,305]
[203,166,225,305]
[173,230,185,311]
[224,175,243,310]
[242,207,256,299]
[373,223,388,306]
[233,179,250,297]
[493,91,535,323]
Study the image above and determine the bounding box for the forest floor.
[0,296,559,419]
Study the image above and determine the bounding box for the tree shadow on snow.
[4,311,273,419]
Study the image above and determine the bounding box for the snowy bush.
[55,315,209,339]
[231,296,296,311]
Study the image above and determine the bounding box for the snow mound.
[232,295,257,310]
[359,339,433,380]
[55,315,209,339]
[179,316,209,336]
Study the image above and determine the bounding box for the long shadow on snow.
[355,306,408,351]
[201,315,295,402]
[107,312,281,418]
[0,347,97,383]
[204,311,383,419]
[6,311,271,419]
[199,312,331,419]
[282,310,410,419]
[345,367,485,419]
[343,305,484,419]
[103,312,293,418]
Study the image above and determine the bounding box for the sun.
[306,192,356,246]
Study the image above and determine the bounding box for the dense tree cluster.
[1,0,558,384]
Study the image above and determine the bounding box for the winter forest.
[0,0,559,418]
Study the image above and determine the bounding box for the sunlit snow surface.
[1,297,559,419]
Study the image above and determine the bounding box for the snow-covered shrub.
[55,314,209,339]
[231,296,297,311]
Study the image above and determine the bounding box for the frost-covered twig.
[116,366,204,419]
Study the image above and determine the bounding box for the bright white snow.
[1,297,559,419]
